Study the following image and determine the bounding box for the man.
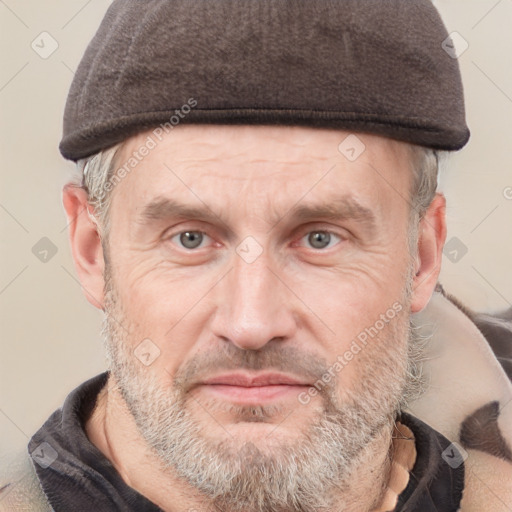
[3,0,511,510]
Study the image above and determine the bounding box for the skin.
[62,125,446,511]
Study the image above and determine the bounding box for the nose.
[211,248,298,351]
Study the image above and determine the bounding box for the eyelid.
[162,221,211,239]
[293,221,349,238]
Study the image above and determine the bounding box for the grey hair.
[408,145,443,221]
[71,140,444,254]
[72,141,124,241]
[406,146,446,255]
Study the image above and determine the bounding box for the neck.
[85,375,394,512]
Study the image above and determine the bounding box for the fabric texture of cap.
[59,0,470,161]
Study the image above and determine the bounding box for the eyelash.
[166,227,345,252]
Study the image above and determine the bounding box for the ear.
[62,183,105,310]
[410,192,447,313]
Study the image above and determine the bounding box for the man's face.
[101,125,419,511]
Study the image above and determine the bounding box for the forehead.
[110,125,413,223]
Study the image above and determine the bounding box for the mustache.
[171,341,333,394]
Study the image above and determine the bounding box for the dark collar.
[395,411,465,511]
[29,372,161,512]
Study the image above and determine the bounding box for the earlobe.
[62,183,106,310]
[410,193,447,313]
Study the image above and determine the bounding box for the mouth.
[197,372,311,405]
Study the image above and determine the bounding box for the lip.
[197,372,311,404]
[201,372,310,387]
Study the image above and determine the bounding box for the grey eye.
[178,231,205,249]
[306,231,339,249]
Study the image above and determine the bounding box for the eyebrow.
[137,195,377,235]
[137,197,225,225]
[288,199,377,234]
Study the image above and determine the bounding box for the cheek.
[288,258,409,383]
[113,264,217,373]
[322,302,410,401]
[288,256,408,331]
[116,254,204,318]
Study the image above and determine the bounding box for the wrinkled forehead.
[114,124,414,178]
[109,124,415,226]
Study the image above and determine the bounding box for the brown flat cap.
[60,0,470,161]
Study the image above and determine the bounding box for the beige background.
[1,0,511,454]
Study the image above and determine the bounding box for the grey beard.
[101,269,423,512]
